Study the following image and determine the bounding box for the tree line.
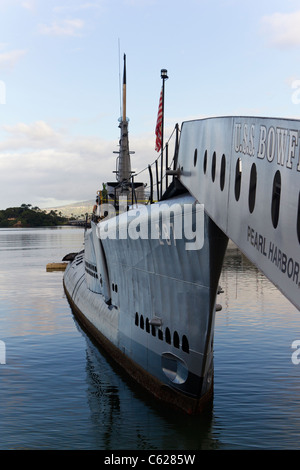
[0,204,69,228]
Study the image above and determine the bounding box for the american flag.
[155,87,163,152]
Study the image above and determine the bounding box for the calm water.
[0,227,300,450]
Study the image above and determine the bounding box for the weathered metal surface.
[178,116,300,311]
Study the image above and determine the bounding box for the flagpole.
[160,69,168,199]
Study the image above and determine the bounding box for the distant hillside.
[0,204,68,228]
[45,200,94,218]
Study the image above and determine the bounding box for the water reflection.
[81,330,218,450]
[0,229,300,449]
[213,242,300,449]
[0,227,84,338]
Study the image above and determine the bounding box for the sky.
[1,0,300,209]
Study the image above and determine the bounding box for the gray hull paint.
[63,114,300,413]
[63,194,228,413]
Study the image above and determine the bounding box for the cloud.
[53,2,104,13]
[21,0,36,10]
[0,0,36,10]
[0,121,62,151]
[0,126,110,207]
[3,121,59,140]
[0,120,156,208]
[38,19,84,36]
[261,10,300,48]
[123,0,157,6]
[0,49,27,70]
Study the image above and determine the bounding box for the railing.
[133,123,180,204]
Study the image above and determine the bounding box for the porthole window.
[220,154,226,191]
[182,335,189,353]
[211,152,216,182]
[193,148,198,167]
[297,191,300,244]
[248,163,257,213]
[271,170,281,229]
[146,317,150,333]
[135,312,139,326]
[203,150,207,174]
[158,329,163,340]
[165,327,171,344]
[234,158,242,201]
[140,315,144,330]
[173,331,180,348]
[151,325,156,337]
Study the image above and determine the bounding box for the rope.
[130,124,180,181]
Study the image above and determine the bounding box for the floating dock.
[46,262,68,272]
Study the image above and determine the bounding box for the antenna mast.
[122,53,126,122]
[115,53,133,184]
[118,39,122,118]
